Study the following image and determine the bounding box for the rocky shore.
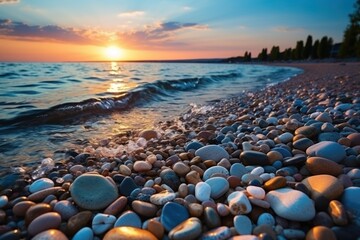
[0,62,359,240]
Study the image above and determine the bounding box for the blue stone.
[272,147,292,158]
[220,126,235,134]
[119,176,138,197]
[264,165,277,173]
[185,141,204,151]
[272,161,283,169]
[248,179,262,186]
[161,202,189,232]
[160,169,181,191]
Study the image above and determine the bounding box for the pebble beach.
[0,62,359,240]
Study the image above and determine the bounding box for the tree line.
[225,0,359,62]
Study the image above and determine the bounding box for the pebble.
[119,176,138,197]
[161,202,189,232]
[227,191,252,215]
[302,174,344,210]
[0,195,8,209]
[195,145,229,162]
[28,212,62,236]
[104,196,127,216]
[305,226,336,240]
[12,200,35,217]
[306,141,346,163]
[306,157,343,176]
[169,217,202,240]
[283,229,306,239]
[92,213,117,235]
[147,219,164,239]
[28,187,62,202]
[25,203,52,225]
[133,161,152,172]
[234,215,252,235]
[160,169,181,191]
[295,126,318,138]
[263,176,287,191]
[103,226,157,240]
[205,177,229,199]
[66,210,92,236]
[293,138,314,151]
[139,129,159,140]
[72,227,93,240]
[203,166,229,181]
[347,132,360,146]
[53,200,78,220]
[132,200,157,218]
[69,173,118,210]
[257,212,275,226]
[240,151,269,166]
[328,200,348,225]
[341,187,360,221]
[201,226,231,240]
[195,182,211,202]
[265,188,315,221]
[114,210,142,228]
[29,178,54,193]
[185,141,204,151]
[246,186,265,199]
[32,229,69,240]
[150,190,176,205]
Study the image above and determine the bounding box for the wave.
[0,72,243,126]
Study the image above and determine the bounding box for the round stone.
[347,133,360,146]
[246,186,265,199]
[227,191,252,215]
[195,182,211,202]
[306,157,343,176]
[69,173,119,210]
[53,200,78,220]
[139,129,159,140]
[28,212,62,236]
[302,174,344,210]
[147,219,164,239]
[201,226,231,240]
[293,138,314,151]
[12,200,36,217]
[104,196,128,216]
[205,177,229,199]
[263,176,287,191]
[72,227,93,240]
[306,141,346,163]
[240,151,269,166]
[203,166,229,181]
[161,202,189,232]
[32,229,68,240]
[92,213,117,235]
[185,141,204,151]
[305,226,336,240]
[204,207,221,229]
[25,203,52,226]
[195,145,229,162]
[114,210,142,228]
[230,163,248,178]
[328,200,348,225]
[132,200,157,218]
[168,217,202,240]
[133,161,152,172]
[341,187,360,221]
[29,178,55,193]
[150,190,176,205]
[265,188,315,221]
[295,126,318,138]
[66,211,92,236]
[234,215,252,235]
[28,187,62,202]
[257,212,275,226]
[104,227,157,240]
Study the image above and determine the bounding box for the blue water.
[0,62,302,174]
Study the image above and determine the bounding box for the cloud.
[272,26,303,33]
[118,11,145,18]
[117,21,208,48]
[0,18,208,49]
[0,0,19,4]
[182,6,192,11]
[0,19,96,44]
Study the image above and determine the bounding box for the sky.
[0,0,356,61]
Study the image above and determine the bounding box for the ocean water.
[0,62,302,175]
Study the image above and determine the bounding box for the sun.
[104,46,123,60]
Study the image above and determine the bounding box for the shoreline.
[0,62,359,239]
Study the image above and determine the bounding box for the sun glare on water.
[104,46,123,60]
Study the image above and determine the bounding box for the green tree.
[339,0,360,57]
[303,35,313,59]
[282,48,292,60]
[312,40,320,59]
[270,46,280,61]
[295,40,304,60]
[258,48,268,61]
[318,36,329,59]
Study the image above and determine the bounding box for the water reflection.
[107,62,138,94]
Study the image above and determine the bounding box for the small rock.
[169,217,202,240]
[227,191,252,215]
[306,141,346,163]
[234,215,252,235]
[195,182,211,202]
[195,145,229,162]
[246,186,265,199]
[29,178,55,193]
[306,226,336,240]
[92,213,116,235]
[150,190,176,205]
[72,227,93,240]
[114,210,142,228]
[104,227,157,240]
[32,229,68,240]
[28,212,62,236]
[161,202,189,232]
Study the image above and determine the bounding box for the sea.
[0,62,302,176]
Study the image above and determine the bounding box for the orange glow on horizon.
[104,46,123,61]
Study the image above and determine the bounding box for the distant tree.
[318,36,330,59]
[312,40,320,59]
[270,46,280,61]
[303,35,313,59]
[282,48,292,61]
[339,0,360,58]
[258,48,268,61]
[295,40,304,60]
[247,52,252,61]
[327,37,333,58]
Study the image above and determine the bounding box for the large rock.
[341,187,360,223]
[305,157,343,176]
[195,145,229,162]
[302,174,343,210]
[306,141,346,163]
[70,173,119,210]
[265,188,315,221]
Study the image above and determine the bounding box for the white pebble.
[251,166,264,176]
[29,178,54,193]
[195,182,211,202]
[246,186,265,199]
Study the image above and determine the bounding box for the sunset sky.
[0,0,355,61]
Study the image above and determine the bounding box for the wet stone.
[168,217,202,240]
[240,151,269,166]
[160,169,181,191]
[161,202,189,232]
[119,176,138,197]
